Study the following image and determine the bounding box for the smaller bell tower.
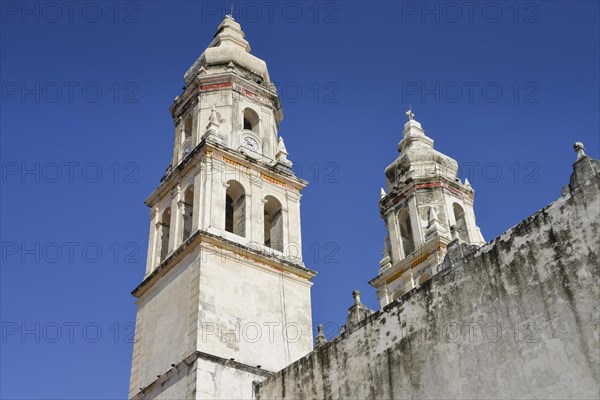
[370,110,485,308]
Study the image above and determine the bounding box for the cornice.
[132,350,273,400]
[132,229,316,299]
[369,240,449,288]
[380,175,475,215]
[145,139,308,208]
[170,70,282,121]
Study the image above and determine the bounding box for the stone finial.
[428,206,439,225]
[450,225,460,241]
[574,142,586,160]
[205,107,224,144]
[276,136,292,167]
[315,324,327,347]
[346,289,373,331]
[380,187,387,199]
[277,136,288,156]
[425,205,446,242]
[569,141,600,192]
[400,110,426,139]
[209,106,218,124]
[464,178,472,188]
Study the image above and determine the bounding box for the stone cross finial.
[574,142,586,160]
[406,108,415,121]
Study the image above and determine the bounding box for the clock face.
[243,137,259,152]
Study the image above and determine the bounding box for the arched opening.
[181,116,193,158]
[225,181,245,237]
[399,209,415,257]
[182,186,194,241]
[183,116,193,140]
[159,207,171,262]
[264,196,283,251]
[452,203,468,241]
[243,108,259,132]
[418,273,432,285]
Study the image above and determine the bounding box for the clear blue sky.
[1,1,598,398]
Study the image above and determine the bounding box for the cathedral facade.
[129,16,599,399]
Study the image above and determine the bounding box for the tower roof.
[384,110,459,189]
[184,15,271,85]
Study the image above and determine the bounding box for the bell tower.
[370,110,485,308]
[129,15,315,399]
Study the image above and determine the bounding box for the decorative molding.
[261,173,286,187]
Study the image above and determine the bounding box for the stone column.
[251,178,265,246]
[378,286,390,309]
[145,207,159,275]
[408,195,424,247]
[200,156,213,231]
[260,197,269,248]
[286,190,302,262]
[386,209,402,262]
[244,192,252,239]
[281,206,289,254]
[176,197,186,247]
[168,184,181,252]
[463,200,480,244]
[210,174,227,230]
[171,117,182,167]
[192,102,199,146]
[192,168,202,232]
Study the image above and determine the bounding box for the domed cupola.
[371,109,485,308]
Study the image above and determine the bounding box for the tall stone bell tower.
[128,15,316,399]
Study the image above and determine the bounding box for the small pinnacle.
[450,225,460,241]
[209,106,218,123]
[316,323,327,346]
[277,136,288,156]
[574,142,586,160]
[429,206,439,223]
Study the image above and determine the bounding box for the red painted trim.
[201,82,233,91]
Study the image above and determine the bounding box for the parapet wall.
[256,163,600,399]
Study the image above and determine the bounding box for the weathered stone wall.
[257,174,600,399]
[129,252,194,396]
[130,236,314,399]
